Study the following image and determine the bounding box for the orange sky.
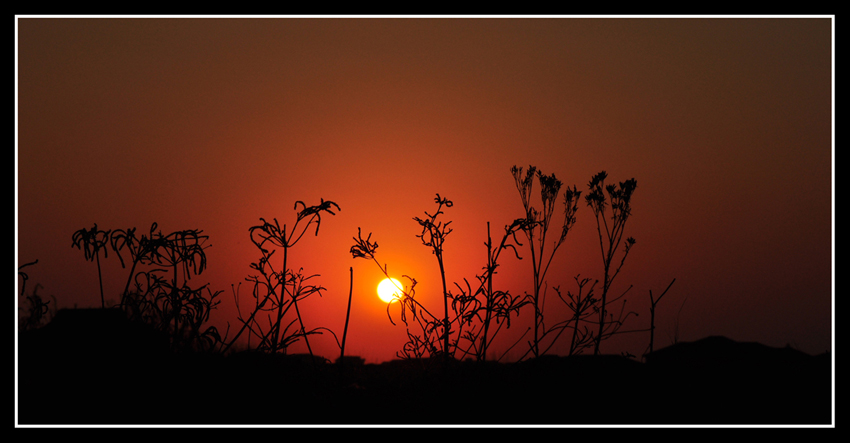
[16,16,833,363]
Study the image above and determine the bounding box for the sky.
[15,16,833,364]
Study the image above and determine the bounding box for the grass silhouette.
[15,166,833,425]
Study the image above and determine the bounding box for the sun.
[377,278,404,303]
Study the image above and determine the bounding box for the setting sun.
[377,277,404,303]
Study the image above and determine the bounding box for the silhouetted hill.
[642,336,831,425]
[17,311,832,425]
[645,335,816,368]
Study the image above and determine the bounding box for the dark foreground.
[17,309,832,426]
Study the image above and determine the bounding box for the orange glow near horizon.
[15,17,833,365]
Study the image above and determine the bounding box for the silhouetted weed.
[512,274,599,360]
[511,165,581,358]
[18,260,49,330]
[646,278,676,357]
[338,266,354,369]
[225,199,341,359]
[353,197,531,363]
[452,220,531,361]
[17,259,38,299]
[110,224,158,308]
[116,225,222,351]
[413,193,455,358]
[558,275,599,356]
[585,171,639,354]
[349,228,430,358]
[72,224,111,308]
[18,275,56,332]
[352,225,450,362]
[16,164,834,426]
[69,222,224,352]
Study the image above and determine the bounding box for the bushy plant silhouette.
[225,199,341,358]
[69,222,224,352]
[114,224,222,351]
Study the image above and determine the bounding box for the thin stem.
[340,267,354,365]
[291,288,314,361]
[95,251,105,309]
[270,225,288,352]
[437,252,449,357]
[482,222,493,361]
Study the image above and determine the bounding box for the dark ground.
[16,309,833,426]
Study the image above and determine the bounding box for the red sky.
[16,16,833,364]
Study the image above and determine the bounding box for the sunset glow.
[16,16,832,366]
[377,277,404,303]
[15,15,834,427]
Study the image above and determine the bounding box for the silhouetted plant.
[18,260,55,331]
[350,227,416,325]
[339,266,354,369]
[351,226,445,361]
[70,222,225,351]
[225,199,341,358]
[454,220,531,361]
[585,170,638,355]
[535,273,640,358]
[519,274,600,358]
[116,225,223,352]
[18,259,38,299]
[131,272,223,352]
[560,275,599,355]
[72,224,112,308]
[19,284,56,332]
[408,194,528,361]
[352,210,530,362]
[646,278,676,357]
[511,165,581,358]
[413,193,454,358]
[111,223,164,309]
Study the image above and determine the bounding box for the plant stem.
[648,278,675,355]
[437,251,449,358]
[340,267,353,364]
[481,222,493,361]
[173,261,179,346]
[292,289,314,360]
[119,258,139,310]
[95,251,105,309]
[272,225,288,352]
[595,256,614,355]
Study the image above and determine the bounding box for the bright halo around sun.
[377,278,404,303]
